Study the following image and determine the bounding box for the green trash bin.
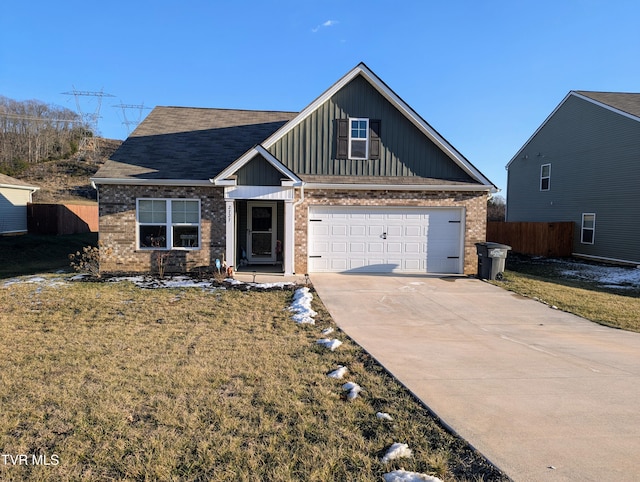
[475,242,511,280]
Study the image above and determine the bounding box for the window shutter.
[336,119,348,158]
[369,119,381,160]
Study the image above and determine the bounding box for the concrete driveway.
[311,273,640,482]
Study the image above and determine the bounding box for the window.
[540,163,551,191]
[581,213,595,244]
[137,199,200,249]
[349,118,369,159]
[336,118,381,160]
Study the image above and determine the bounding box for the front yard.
[0,276,507,481]
[499,254,640,333]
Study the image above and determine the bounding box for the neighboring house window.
[581,213,596,244]
[137,199,200,249]
[540,163,551,191]
[336,118,381,160]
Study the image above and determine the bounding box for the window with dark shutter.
[336,119,349,158]
[369,119,381,160]
[335,118,382,160]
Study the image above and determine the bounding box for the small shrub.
[153,251,172,278]
[69,242,111,278]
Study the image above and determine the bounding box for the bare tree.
[487,194,506,221]
[0,95,88,174]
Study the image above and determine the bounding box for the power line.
[113,102,151,135]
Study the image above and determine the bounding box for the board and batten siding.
[236,155,283,186]
[507,94,640,264]
[269,75,474,181]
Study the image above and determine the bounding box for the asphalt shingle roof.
[0,173,38,189]
[576,91,640,119]
[94,107,297,181]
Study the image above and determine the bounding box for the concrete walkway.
[311,273,640,482]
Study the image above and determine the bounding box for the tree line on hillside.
[0,95,91,175]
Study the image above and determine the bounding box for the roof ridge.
[153,105,299,114]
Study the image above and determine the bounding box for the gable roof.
[507,90,640,168]
[0,173,39,191]
[257,62,494,189]
[93,107,296,184]
[94,63,495,191]
[574,91,640,120]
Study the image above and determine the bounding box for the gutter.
[302,183,495,192]
[90,178,214,188]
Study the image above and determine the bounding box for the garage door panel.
[404,242,421,254]
[331,242,347,253]
[404,225,421,237]
[332,225,348,236]
[310,223,329,236]
[308,206,462,274]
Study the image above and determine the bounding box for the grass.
[0,233,97,278]
[495,254,640,333]
[0,278,507,481]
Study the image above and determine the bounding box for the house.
[0,174,39,235]
[91,63,496,275]
[506,90,640,265]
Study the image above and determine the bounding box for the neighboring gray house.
[506,91,640,265]
[92,63,496,275]
[0,174,39,234]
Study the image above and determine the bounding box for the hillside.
[18,138,121,204]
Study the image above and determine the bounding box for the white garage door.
[308,206,463,273]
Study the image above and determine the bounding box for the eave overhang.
[303,182,493,192]
[90,178,215,188]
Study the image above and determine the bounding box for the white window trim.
[540,163,551,191]
[581,213,596,245]
[348,117,369,160]
[136,198,201,250]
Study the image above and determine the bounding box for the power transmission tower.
[62,87,115,158]
[113,102,151,135]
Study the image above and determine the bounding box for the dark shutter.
[336,119,348,159]
[369,119,381,160]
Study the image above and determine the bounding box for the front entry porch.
[223,186,296,276]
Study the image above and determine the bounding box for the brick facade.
[98,184,225,274]
[98,184,487,276]
[292,188,488,275]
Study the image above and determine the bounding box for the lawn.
[497,254,640,333]
[0,233,97,278]
[0,276,507,481]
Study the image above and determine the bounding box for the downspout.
[293,182,305,208]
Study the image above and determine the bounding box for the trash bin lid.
[484,242,511,250]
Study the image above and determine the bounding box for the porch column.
[225,199,235,269]
[284,200,294,275]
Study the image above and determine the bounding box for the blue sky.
[2,1,639,193]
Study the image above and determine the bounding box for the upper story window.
[336,118,381,160]
[581,213,596,244]
[540,163,551,191]
[137,198,200,250]
[349,118,369,159]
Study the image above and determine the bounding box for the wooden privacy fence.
[28,203,98,235]
[486,221,574,257]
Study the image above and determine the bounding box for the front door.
[247,202,277,263]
